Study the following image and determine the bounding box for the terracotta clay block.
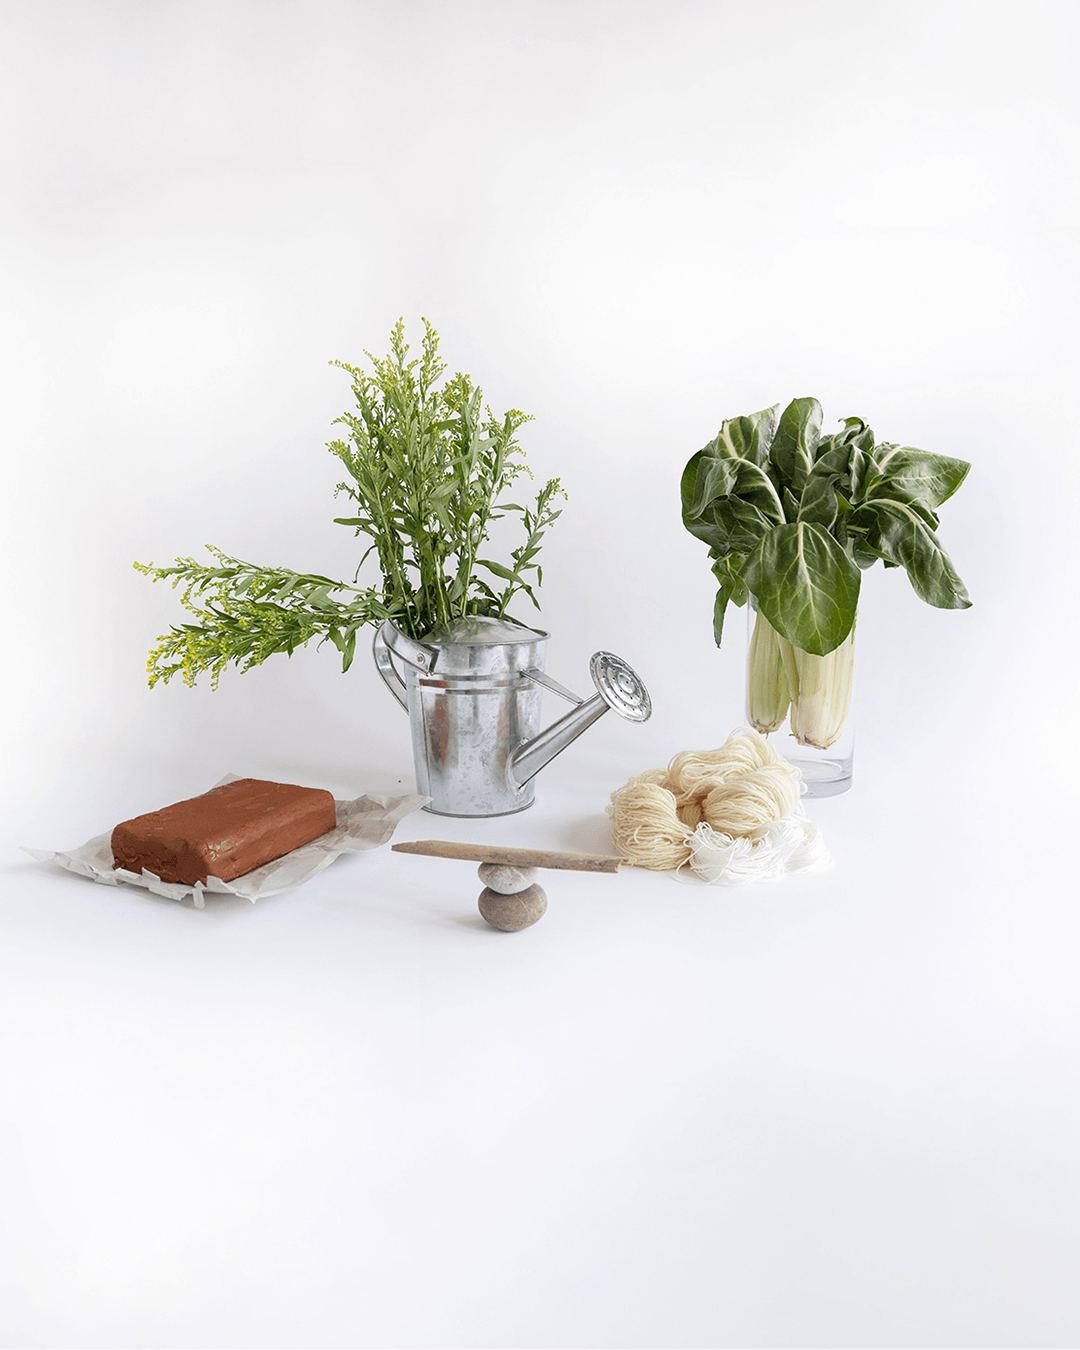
[111,779,336,885]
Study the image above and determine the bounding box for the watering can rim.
[416,613,548,646]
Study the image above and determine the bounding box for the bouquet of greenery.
[680,398,971,748]
[137,320,563,688]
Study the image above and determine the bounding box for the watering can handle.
[372,622,438,712]
[522,667,585,705]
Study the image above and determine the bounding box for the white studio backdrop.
[2,2,1079,1347]
[4,0,1077,814]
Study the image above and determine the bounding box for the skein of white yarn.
[606,727,832,885]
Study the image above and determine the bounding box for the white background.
[2,2,1078,1346]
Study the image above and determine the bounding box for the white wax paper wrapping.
[24,775,430,908]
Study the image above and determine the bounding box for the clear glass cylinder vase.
[745,601,854,797]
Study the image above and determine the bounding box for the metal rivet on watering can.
[392,841,622,931]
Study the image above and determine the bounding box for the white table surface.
[3,717,1077,1349]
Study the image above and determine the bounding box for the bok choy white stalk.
[748,609,853,749]
[746,606,790,734]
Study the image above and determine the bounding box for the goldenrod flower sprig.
[134,548,395,688]
[136,320,564,689]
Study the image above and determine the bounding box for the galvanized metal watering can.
[373,615,651,817]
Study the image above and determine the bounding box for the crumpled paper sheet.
[23,774,430,908]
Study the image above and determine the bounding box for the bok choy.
[681,399,971,748]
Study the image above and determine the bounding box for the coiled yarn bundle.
[606,727,831,885]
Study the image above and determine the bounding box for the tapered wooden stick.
[392,840,622,873]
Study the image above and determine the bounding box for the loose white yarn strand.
[678,808,833,886]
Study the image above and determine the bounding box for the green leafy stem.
[137,320,564,688]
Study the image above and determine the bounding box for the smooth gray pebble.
[478,883,547,931]
[477,862,540,895]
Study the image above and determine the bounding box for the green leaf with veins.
[797,472,841,531]
[683,447,786,542]
[741,521,861,655]
[680,449,775,554]
[849,493,971,609]
[710,554,749,645]
[769,397,821,493]
[870,444,971,507]
[705,405,780,471]
[806,436,876,505]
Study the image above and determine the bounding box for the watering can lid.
[420,615,547,645]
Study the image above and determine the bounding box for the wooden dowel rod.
[392,840,622,873]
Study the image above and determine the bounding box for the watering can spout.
[510,652,652,790]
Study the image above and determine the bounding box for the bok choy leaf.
[741,521,861,657]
